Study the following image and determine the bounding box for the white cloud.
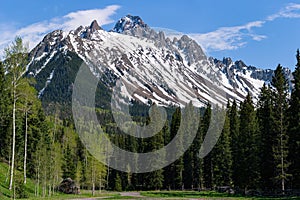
[155,21,266,52]
[62,6,120,31]
[267,3,300,21]
[2,3,300,56]
[189,21,266,52]
[160,3,300,52]
[0,5,120,57]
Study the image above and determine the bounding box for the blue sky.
[1,0,300,70]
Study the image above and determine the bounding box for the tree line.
[0,38,106,198]
[0,37,300,198]
[104,50,300,195]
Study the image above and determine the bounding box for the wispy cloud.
[160,3,300,52]
[1,3,300,56]
[0,5,120,56]
[267,3,300,21]
[189,21,266,51]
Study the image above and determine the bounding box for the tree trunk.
[24,108,28,184]
[280,109,285,194]
[92,182,95,196]
[281,133,285,193]
[9,95,16,190]
[92,159,95,196]
[99,171,102,193]
[36,156,40,197]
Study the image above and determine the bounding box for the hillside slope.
[27,15,292,112]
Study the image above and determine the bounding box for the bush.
[15,178,28,199]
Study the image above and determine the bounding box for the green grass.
[141,191,300,199]
[0,161,14,199]
[19,191,117,200]
[0,161,43,199]
[103,194,140,199]
[2,162,300,200]
[0,161,117,200]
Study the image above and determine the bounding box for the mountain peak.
[112,14,147,33]
[89,20,102,32]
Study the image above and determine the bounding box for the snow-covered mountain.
[27,15,292,110]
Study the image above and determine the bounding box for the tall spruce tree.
[257,83,275,191]
[182,102,201,190]
[212,107,232,187]
[237,94,260,191]
[202,104,212,189]
[229,100,240,189]
[183,143,193,189]
[169,107,183,189]
[144,106,166,190]
[0,61,10,158]
[192,112,203,190]
[288,49,300,189]
[271,64,290,193]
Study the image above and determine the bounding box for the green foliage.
[212,111,232,187]
[170,107,184,189]
[271,65,290,191]
[62,145,77,180]
[229,100,240,189]
[202,104,212,189]
[0,61,10,158]
[288,49,300,188]
[15,176,28,199]
[257,84,276,190]
[191,110,203,190]
[28,51,114,117]
[114,174,122,192]
[2,37,300,197]
[236,94,260,191]
[144,107,166,190]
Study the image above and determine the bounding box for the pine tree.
[271,64,290,193]
[192,112,203,190]
[62,145,77,180]
[229,100,240,189]
[144,107,165,190]
[183,147,193,189]
[257,83,275,191]
[162,120,171,190]
[0,61,10,158]
[202,104,212,189]
[237,94,260,191]
[288,49,300,189]
[212,109,232,187]
[166,107,183,189]
[182,103,201,190]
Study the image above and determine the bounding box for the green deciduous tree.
[4,37,29,190]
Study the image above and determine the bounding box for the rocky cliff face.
[26,15,292,110]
